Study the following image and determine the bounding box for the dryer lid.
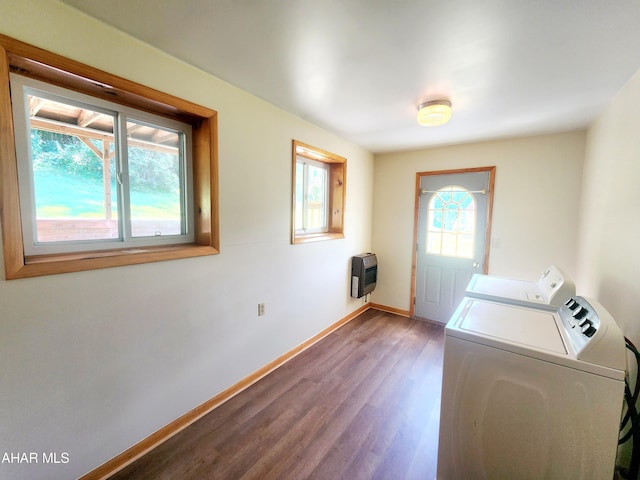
[466,275,545,304]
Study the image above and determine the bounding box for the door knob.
[473,262,480,269]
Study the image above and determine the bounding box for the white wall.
[0,2,374,479]
[578,67,640,348]
[576,65,640,471]
[372,131,586,312]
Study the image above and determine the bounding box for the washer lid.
[450,298,567,355]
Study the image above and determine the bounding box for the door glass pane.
[441,232,458,256]
[459,211,475,233]
[427,233,442,253]
[458,233,474,255]
[28,94,119,243]
[127,120,183,237]
[426,185,476,258]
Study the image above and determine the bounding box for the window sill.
[5,243,219,279]
[292,232,345,245]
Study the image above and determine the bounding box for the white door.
[414,170,492,323]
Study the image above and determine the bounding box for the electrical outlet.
[258,303,265,316]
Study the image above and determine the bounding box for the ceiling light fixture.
[417,99,452,127]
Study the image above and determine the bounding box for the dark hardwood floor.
[109,308,445,480]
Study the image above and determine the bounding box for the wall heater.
[351,253,377,298]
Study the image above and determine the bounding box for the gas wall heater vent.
[351,253,377,298]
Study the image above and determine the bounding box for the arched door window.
[426,185,476,258]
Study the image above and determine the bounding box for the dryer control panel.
[535,265,576,306]
[558,296,626,372]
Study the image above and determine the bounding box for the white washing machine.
[437,295,626,479]
[465,265,575,310]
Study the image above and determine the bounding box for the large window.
[0,34,219,279]
[11,75,194,256]
[291,140,346,244]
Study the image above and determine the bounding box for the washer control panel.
[564,298,598,338]
[558,296,626,371]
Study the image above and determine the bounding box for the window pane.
[28,95,119,243]
[427,232,442,254]
[127,120,183,237]
[441,233,458,256]
[459,211,475,233]
[459,193,473,209]
[306,163,327,231]
[11,72,197,261]
[426,185,477,258]
[429,210,443,231]
[295,162,304,231]
[444,210,458,230]
[457,233,474,258]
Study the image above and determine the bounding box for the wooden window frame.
[291,140,345,244]
[0,34,220,279]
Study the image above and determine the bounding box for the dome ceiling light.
[417,99,452,127]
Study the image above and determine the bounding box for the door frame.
[410,166,496,318]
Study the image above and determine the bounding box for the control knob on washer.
[565,298,579,310]
[573,306,588,319]
[581,321,597,338]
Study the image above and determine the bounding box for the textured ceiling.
[62,0,640,153]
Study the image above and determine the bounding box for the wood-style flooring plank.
[109,309,445,480]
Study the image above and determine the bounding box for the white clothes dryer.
[465,265,575,310]
[437,295,626,480]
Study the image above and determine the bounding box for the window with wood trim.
[11,74,194,255]
[292,140,345,244]
[0,34,219,279]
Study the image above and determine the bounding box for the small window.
[11,75,194,256]
[426,185,476,258]
[295,158,329,234]
[291,141,346,244]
